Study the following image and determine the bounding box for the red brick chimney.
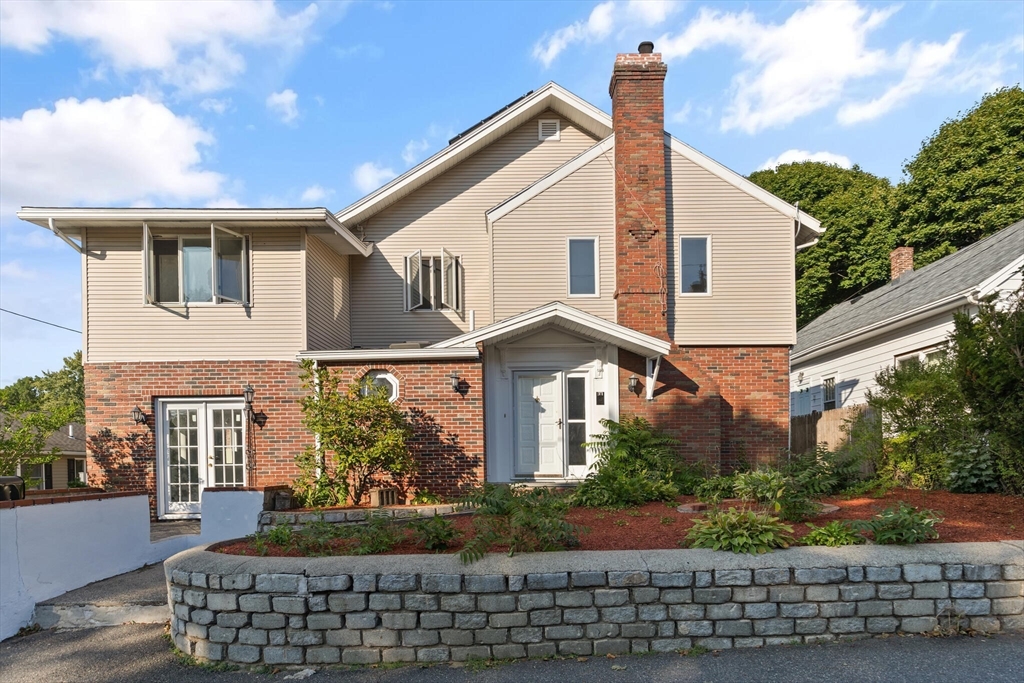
[611,41,668,340]
[890,246,914,280]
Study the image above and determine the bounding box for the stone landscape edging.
[165,541,1024,667]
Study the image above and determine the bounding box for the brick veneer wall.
[618,347,790,469]
[321,360,485,500]
[167,554,1024,666]
[84,360,307,515]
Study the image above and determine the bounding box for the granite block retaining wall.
[165,542,1024,666]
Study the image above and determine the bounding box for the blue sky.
[1,0,1021,385]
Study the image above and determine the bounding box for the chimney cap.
[638,41,654,54]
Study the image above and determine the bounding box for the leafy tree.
[748,162,894,326]
[894,86,1024,268]
[297,360,414,506]
[949,281,1024,493]
[0,406,76,477]
[0,351,84,421]
[0,376,42,412]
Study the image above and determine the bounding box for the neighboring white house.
[790,220,1023,416]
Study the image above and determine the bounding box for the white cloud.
[0,95,224,214]
[657,1,1016,133]
[670,101,692,124]
[626,0,679,26]
[758,149,853,171]
[0,0,319,94]
[199,98,231,115]
[0,261,37,280]
[300,184,333,203]
[266,89,299,123]
[533,1,615,67]
[402,139,430,166]
[351,162,396,194]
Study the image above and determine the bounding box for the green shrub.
[266,523,293,547]
[348,513,401,555]
[733,469,787,511]
[684,508,794,554]
[854,502,942,544]
[459,484,582,563]
[572,417,681,508]
[409,514,459,551]
[411,489,445,505]
[946,440,1001,493]
[802,521,865,547]
[695,475,735,505]
[776,489,821,523]
[781,444,864,498]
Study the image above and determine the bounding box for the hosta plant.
[801,520,865,547]
[684,508,794,554]
[695,475,736,505]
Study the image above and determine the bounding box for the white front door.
[160,401,246,517]
[514,373,563,477]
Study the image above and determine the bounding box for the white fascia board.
[488,136,614,225]
[431,302,672,357]
[976,255,1024,297]
[297,348,480,362]
[664,135,823,234]
[791,290,974,366]
[333,83,612,229]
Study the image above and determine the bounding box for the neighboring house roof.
[793,220,1024,363]
[431,301,672,358]
[335,82,821,238]
[44,422,87,455]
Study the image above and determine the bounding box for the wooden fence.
[790,405,870,454]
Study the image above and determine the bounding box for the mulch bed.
[214,488,1023,557]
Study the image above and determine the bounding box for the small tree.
[298,360,415,506]
[0,407,74,478]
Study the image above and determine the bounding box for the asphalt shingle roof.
[794,220,1024,356]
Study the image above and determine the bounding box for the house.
[790,220,1024,417]
[13,422,88,490]
[18,43,821,519]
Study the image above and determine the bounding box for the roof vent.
[538,119,560,141]
[638,41,654,54]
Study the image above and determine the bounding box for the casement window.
[822,376,837,412]
[143,224,248,305]
[567,237,599,297]
[404,249,462,312]
[679,236,711,295]
[360,370,399,402]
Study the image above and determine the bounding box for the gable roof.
[334,82,821,238]
[0,418,86,455]
[792,220,1024,363]
[431,301,672,358]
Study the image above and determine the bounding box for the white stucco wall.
[198,489,263,543]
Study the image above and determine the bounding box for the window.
[538,119,560,141]
[679,236,710,294]
[565,376,587,466]
[144,224,248,305]
[404,249,461,312]
[360,370,398,401]
[17,462,51,490]
[822,377,837,411]
[567,237,598,297]
[896,346,947,368]
[67,458,87,486]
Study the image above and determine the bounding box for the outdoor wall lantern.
[242,383,257,423]
[448,370,461,394]
[131,405,147,425]
[627,374,640,395]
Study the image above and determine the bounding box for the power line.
[0,307,81,334]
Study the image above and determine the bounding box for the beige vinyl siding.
[349,112,600,348]
[491,149,615,321]
[85,226,304,361]
[305,234,351,350]
[667,150,796,345]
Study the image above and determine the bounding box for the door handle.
[556,418,563,428]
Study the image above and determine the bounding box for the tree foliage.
[0,406,76,477]
[0,351,85,422]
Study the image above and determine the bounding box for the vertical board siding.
[492,150,616,321]
[305,234,351,350]
[349,113,600,348]
[667,150,796,345]
[85,227,304,361]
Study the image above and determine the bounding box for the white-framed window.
[16,462,51,490]
[822,376,837,412]
[679,235,711,295]
[67,458,87,486]
[404,248,462,312]
[143,223,249,305]
[896,346,947,368]
[538,119,560,141]
[360,370,398,402]
[567,237,599,297]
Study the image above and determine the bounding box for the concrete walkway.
[1,624,1021,683]
[33,563,169,630]
[151,519,201,542]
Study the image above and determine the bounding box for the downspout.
[646,356,662,401]
[48,218,83,253]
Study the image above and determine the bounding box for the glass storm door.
[514,373,563,477]
[564,374,590,479]
[161,402,245,517]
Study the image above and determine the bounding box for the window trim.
[678,234,712,297]
[538,119,561,141]
[360,370,399,402]
[142,223,250,307]
[895,345,946,368]
[404,249,462,313]
[821,374,838,412]
[566,236,600,298]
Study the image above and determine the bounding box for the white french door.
[513,371,593,479]
[159,400,246,518]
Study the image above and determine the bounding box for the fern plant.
[409,514,459,551]
[854,502,942,545]
[684,508,794,554]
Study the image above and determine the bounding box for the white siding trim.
[81,227,88,363]
[297,348,479,361]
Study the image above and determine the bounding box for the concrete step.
[34,603,169,629]
[34,563,170,630]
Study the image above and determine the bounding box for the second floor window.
[145,225,248,305]
[822,376,837,411]
[404,248,461,312]
[567,237,598,296]
[679,236,710,294]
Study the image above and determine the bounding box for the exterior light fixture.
[242,383,255,406]
[627,374,640,395]
[448,370,461,393]
[131,405,147,425]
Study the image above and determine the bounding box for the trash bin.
[0,475,26,501]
